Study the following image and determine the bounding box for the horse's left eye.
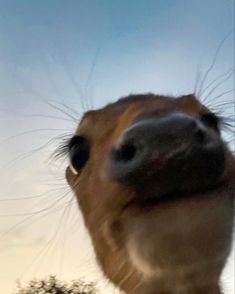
[68,135,90,172]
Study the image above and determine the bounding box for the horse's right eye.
[200,112,220,132]
[68,136,90,172]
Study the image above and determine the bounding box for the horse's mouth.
[123,176,229,212]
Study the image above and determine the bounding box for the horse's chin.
[123,179,234,278]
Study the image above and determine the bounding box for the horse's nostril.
[194,128,207,145]
[114,143,137,162]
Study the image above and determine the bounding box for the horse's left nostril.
[194,128,207,145]
[114,143,137,163]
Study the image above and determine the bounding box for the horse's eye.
[68,136,90,172]
[200,112,220,132]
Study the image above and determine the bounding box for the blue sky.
[0,0,234,109]
[0,1,234,293]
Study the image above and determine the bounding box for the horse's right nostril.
[194,128,207,145]
[113,143,138,163]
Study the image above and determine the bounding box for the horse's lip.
[125,180,227,210]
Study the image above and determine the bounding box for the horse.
[65,93,235,294]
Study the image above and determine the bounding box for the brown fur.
[66,94,235,294]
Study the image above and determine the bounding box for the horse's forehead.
[77,94,202,136]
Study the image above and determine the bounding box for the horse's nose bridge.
[115,111,201,153]
[128,112,197,143]
[110,101,171,145]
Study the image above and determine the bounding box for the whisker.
[46,101,78,122]
[53,41,87,110]
[211,89,234,101]
[0,129,69,145]
[198,30,233,97]
[206,100,234,112]
[199,68,234,96]
[52,100,82,119]
[194,66,202,97]
[17,177,81,277]
[20,114,75,123]
[201,71,234,103]
[0,193,73,217]
[19,199,74,278]
[2,89,80,123]
[84,44,102,109]
[0,186,74,240]
[23,197,75,278]
[0,132,72,171]
[0,202,67,241]
[0,187,66,202]
[58,197,75,275]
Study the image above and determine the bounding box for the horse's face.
[66,94,235,294]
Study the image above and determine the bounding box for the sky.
[0,1,234,293]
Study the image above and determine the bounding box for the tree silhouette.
[14,276,98,294]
